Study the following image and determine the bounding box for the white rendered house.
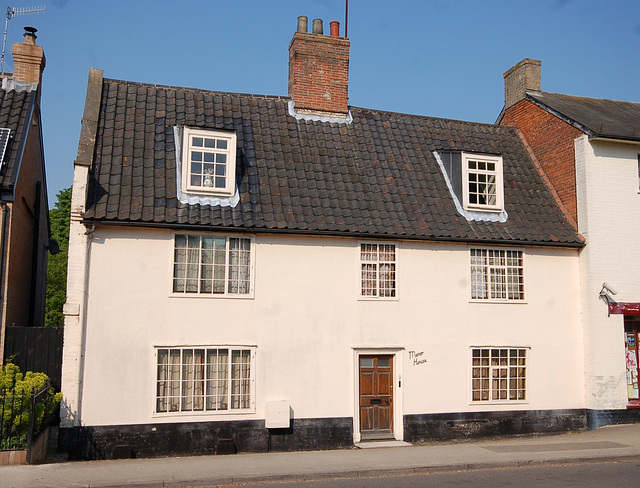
[61,19,585,459]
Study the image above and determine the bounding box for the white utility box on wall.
[265,401,291,429]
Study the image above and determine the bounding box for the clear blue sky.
[4,0,638,206]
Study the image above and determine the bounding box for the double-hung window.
[182,128,237,197]
[360,243,396,298]
[462,153,504,211]
[470,248,524,301]
[173,234,253,296]
[156,347,255,414]
[471,348,527,402]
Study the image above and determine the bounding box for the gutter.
[80,218,585,249]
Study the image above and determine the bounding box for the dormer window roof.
[436,150,507,223]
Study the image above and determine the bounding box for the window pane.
[360,357,373,367]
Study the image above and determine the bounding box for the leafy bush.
[0,363,62,449]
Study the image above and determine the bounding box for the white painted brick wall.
[60,165,90,427]
[576,135,640,409]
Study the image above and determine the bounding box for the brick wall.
[3,111,47,328]
[11,42,45,85]
[501,99,583,223]
[288,32,350,115]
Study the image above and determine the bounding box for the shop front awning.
[608,302,640,315]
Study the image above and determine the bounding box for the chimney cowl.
[23,26,37,45]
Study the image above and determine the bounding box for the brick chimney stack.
[288,16,350,116]
[503,58,541,110]
[12,26,46,85]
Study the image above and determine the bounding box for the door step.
[355,440,412,449]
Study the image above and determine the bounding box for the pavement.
[2,424,640,488]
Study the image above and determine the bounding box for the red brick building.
[0,27,49,359]
[498,58,640,428]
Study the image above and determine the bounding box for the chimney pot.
[312,18,323,35]
[297,16,308,33]
[330,21,340,37]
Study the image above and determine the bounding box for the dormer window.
[182,128,237,197]
[462,153,504,211]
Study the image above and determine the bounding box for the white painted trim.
[168,231,256,298]
[357,240,400,300]
[173,126,240,207]
[467,346,531,406]
[150,345,257,417]
[287,100,353,124]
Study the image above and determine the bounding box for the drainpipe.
[74,222,95,426]
[28,181,41,326]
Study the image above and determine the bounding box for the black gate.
[3,326,63,390]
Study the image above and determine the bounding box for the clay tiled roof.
[0,84,36,192]
[528,92,640,142]
[83,77,583,247]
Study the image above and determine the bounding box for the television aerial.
[1,5,45,73]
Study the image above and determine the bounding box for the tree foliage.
[44,187,71,328]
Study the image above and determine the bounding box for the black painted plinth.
[587,408,640,429]
[403,409,588,443]
[58,417,353,460]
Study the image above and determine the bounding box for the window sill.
[463,206,505,213]
[470,401,528,406]
[183,188,235,198]
[358,296,399,302]
[169,293,255,300]
[469,299,527,304]
[153,409,256,418]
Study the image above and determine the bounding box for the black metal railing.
[1,379,57,462]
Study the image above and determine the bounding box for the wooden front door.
[359,355,393,438]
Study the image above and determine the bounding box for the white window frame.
[462,153,504,211]
[172,233,254,298]
[470,248,524,301]
[470,347,527,404]
[359,242,398,299]
[155,346,256,415]
[181,127,237,197]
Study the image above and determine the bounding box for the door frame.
[353,347,404,443]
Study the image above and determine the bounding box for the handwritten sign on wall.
[408,350,427,366]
